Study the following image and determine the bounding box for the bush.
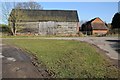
[108,28,120,34]
[0,24,12,35]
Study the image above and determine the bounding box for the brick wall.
[93,30,108,35]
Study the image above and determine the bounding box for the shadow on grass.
[106,40,120,54]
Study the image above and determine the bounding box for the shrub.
[0,24,12,35]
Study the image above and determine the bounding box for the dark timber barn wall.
[8,9,80,36]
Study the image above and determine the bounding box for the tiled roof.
[91,17,108,30]
[84,17,108,30]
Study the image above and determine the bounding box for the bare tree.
[2,2,15,24]
[2,2,43,35]
[15,2,43,10]
[2,2,16,35]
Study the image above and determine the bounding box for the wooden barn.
[80,17,108,35]
[8,9,80,36]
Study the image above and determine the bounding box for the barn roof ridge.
[12,9,78,12]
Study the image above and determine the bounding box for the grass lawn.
[3,39,119,78]
[2,35,54,38]
[1,35,81,38]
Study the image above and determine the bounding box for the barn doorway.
[38,21,56,35]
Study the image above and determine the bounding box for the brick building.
[80,17,108,35]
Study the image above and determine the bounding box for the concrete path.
[0,39,2,80]
[2,44,51,78]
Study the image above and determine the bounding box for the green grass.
[2,35,55,38]
[3,39,119,78]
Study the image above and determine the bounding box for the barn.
[80,17,108,35]
[8,9,80,36]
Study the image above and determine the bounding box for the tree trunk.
[11,22,16,36]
